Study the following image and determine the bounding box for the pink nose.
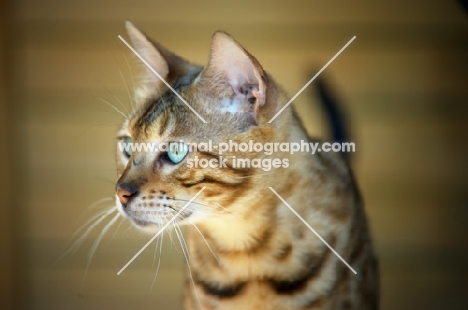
[116,183,138,206]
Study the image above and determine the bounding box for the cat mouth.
[129,211,193,228]
[117,201,193,228]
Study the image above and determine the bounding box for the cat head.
[115,21,291,233]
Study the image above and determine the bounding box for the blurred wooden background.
[1,0,467,309]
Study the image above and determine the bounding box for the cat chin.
[133,225,159,234]
[131,219,186,234]
[130,219,160,234]
[120,210,162,233]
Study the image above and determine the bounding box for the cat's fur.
[115,21,379,310]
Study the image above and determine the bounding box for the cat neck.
[189,116,313,253]
[193,186,278,253]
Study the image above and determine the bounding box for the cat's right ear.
[125,21,169,97]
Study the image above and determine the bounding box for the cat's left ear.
[201,31,267,107]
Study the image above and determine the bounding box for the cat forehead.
[126,100,251,143]
[128,96,215,142]
[127,97,183,140]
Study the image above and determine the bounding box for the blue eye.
[167,142,189,164]
[122,137,132,157]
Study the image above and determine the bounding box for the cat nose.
[116,182,139,206]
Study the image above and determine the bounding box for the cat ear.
[202,31,267,108]
[125,21,169,92]
[126,21,201,100]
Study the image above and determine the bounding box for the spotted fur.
[115,21,379,310]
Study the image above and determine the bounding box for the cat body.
[115,21,378,309]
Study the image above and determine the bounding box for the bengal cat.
[114,21,379,310]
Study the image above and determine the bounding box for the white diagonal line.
[118,35,207,124]
[268,187,357,274]
[268,36,356,123]
[117,187,206,275]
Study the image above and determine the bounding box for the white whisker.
[149,230,164,294]
[161,214,180,254]
[117,65,134,114]
[174,222,202,309]
[112,92,130,116]
[108,215,126,244]
[120,52,137,111]
[78,197,114,222]
[82,212,121,284]
[181,207,214,218]
[213,202,238,217]
[152,232,160,267]
[189,221,219,265]
[97,97,127,118]
[174,224,190,262]
[66,207,114,247]
[109,52,132,115]
[57,207,116,264]
[123,223,134,234]
[173,198,237,218]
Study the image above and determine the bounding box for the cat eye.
[166,142,189,164]
[122,136,132,158]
